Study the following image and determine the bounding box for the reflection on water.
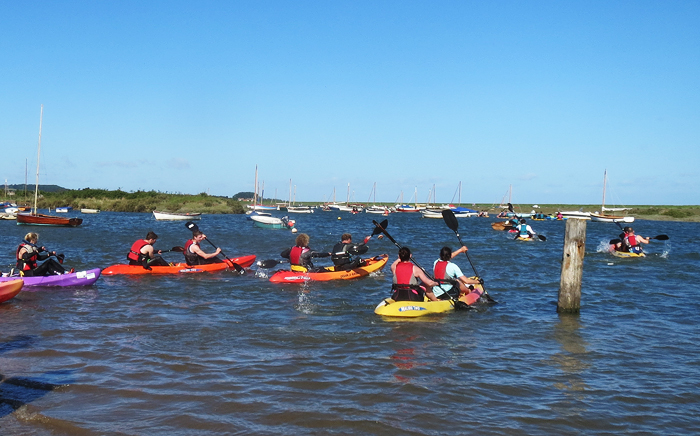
[551,314,589,401]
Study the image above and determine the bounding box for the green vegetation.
[7,188,246,214]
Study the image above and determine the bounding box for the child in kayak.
[280,233,330,272]
[432,246,482,300]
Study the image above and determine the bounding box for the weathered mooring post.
[558,218,587,313]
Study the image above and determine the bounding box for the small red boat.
[16,213,83,227]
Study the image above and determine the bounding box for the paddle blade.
[185,221,199,232]
[441,209,458,232]
[257,259,282,268]
[609,238,622,245]
[56,253,65,264]
[225,259,245,275]
[372,219,389,236]
[507,203,514,213]
[170,246,185,253]
[538,235,547,241]
[653,234,669,241]
[453,300,471,311]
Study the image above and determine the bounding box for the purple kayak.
[0,268,101,289]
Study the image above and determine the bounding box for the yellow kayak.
[611,250,645,258]
[374,284,484,318]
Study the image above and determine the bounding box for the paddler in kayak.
[331,232,382,271]
[280,233,331,272]
[184,230,222,265]
[390,246,439,302]
[127,231,169,269]
[432,246,482,300]
[618,227,650,254]
[15,232,70,276]
[515,218,537,240]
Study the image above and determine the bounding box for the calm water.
[1,211,699,435]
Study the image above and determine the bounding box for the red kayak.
[0,279,23,303]
[269,255,388,284]
[102,255,256,275]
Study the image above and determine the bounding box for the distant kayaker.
[16,232,68,276]
[620,227,650,253]
[432,246,482,300]
[515,219,536,239]
[331,233,380,270]
[184,230,222,265]
[390,246,439,302]
[280,233,330,272]
[127,231,169,269]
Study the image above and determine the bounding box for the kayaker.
[390,246,439,302]
[15,232,69,276]
[127,231,169,269]
[432,246,482,300]
[515,218,536,239]
[184,230,222,265]
[280,233,330,272]
[331,233,377,270]
[621,227,650,254]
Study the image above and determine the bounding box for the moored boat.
[250,215,295,230]
[286,206,314,213]
[55,206,72,213]
[17,213,83,227]
[0,279,23,303]
[153,211,202,221]
[80,208,100,214]
[268,254,388,283]
[374,284,484,317]
[102,255,256,275]
[590,213,634,223]
[0,268,101,288]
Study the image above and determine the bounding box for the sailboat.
[286,180,314,213]
[246,165,275,215]
[17,106,83,227]
[396,187,422,212]
[590,170,634,223]
[366,182,389,214]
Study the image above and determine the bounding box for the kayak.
[515,236,535,241]
[491,221,513,231]
[0,279,23,303]
[102,255,256,275]
[269,254,388,283]
[611,250,645,258]
[374,284,485,318]
[0,268,101,288]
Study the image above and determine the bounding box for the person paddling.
[184,230,222,265]
[331,232,381,270]
[432,246,482,300]
[16,232,70,276]
[280,233,330,272]
[127,231,169,269]
[620,227,650,254]
[515,218,537,239]
[390,246,439,302]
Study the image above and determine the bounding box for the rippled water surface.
[1,211,699,435]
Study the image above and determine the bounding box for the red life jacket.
[290,246,307,265]
[625,233,638,247]
[127,240,150,262]
[16,243,39,271]
[183,239,201,265]
[434,260,448,280]
[395,261,417,285]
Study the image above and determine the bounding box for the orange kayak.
[0,279,23,303]
[269,254,388,283]
[102,255,256,275]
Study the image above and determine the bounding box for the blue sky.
[1,1,698,205]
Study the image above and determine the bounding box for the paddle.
[441,210,497,304]
[508,203,546,241]
[257,259,288,268]
[372,219,469,310]
[160,246,185,254]
[184,222,245,274]
[610,234,668,245]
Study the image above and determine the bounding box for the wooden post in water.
[558,218,587,313]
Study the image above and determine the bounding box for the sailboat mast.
[602,169,607,212]
[253,165,258,210]
[458,181,462,206]
[346,183,350,205]
[33,105,43,215]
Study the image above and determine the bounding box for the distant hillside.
[6,184,68,193]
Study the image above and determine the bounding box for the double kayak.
[0,279,23,303]
[102,255,256,275]
[374,283,485,318]
[269,254,388,283]
[0,268,101,288]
